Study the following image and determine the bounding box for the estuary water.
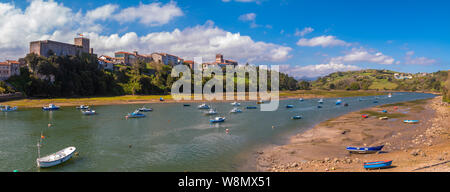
[0,92,435,172]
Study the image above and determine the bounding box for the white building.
[0,60,20,80]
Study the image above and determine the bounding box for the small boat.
[1,106,18,112]
[43,104,60,111]
[373,100,379,103]
[138,107,153,112]
[362,114,369,118]
[299,98,304,102]
[379,116,389,120]
[388,93,392,98]
[346,145,384,154]
[183,104,191,107]
[230,108,242,113]
[364,160,393,170]
[317,105,323,108]
[231,102,241,106]
[318,99,324,104]
[286,105,294,108]
[246,106,258,109]
[256,101,263,104]
[382,110,388,113]
[204,109,218,115]
[37,147,76,168]
[210,117,226,123]
[336,99,342,105]
[292,115,302,120]
[160,97,164,101]
[126,110,146,118]
[76,105,89,110]
[344,103,349,107]
[81,109,96,115]
[404,120,419,124]
[198,104,210,109]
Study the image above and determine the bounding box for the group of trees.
[5,53,301,98]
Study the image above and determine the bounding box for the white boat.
[204,108,218,115]
[43,104,60,111]
[76,105,89,110]
[1,106,18,112]
[36,147,76,168]
[231,102,241,106]
[299,98,304,102]
[138,106,153,112]
[230,108,242,113]
[198,104,210,109]
[82,109,96,115]
[388,93,392,98]
[318,99,324,104]
[210,117,226,123]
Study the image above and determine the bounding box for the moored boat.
[231,102,241,106]
[388,93,392,98]
[346,145,384,154]
[379,116,389,120]
[318,99,324,104]
[82,109,96,115]
[362,114,369,118]
[138,106,153,112]
[246,106,258,109]
[1,106,18,112]
[404,120,419,124]
[204,108,218,115]
[126,110,146,118]
[364,160,393,170]
[230,108,242,113]
[198,104,210,109]
[286,105,294,108]
[210,117,226,123]
[299,98,304,102]
[76,105,89,110]
[43,104,60,111]
[183,104,191,107]
[160,97,164,101]
[336,99,342,105]
[317,105,323,108]
[37,147,77,168]
[292,115,302,120]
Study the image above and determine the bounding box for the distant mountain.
[311,69,449,93]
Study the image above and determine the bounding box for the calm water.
[0,92,435,172]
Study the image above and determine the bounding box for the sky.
[0,0,449,79]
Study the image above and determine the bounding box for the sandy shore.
[255,96,450,172]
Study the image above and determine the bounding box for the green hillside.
[311,69,448,93]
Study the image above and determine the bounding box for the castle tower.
[74,37,90,53]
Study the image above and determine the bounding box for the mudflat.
[256,96,450,172]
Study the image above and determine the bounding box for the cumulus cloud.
[295,27,314,37]
[113,2,183,26]
[92,21,292,63]
[330,48,396,65]
[404,51,436,65]
[297,35,350,47]
[0,1,291,63]
[280,62,361,79]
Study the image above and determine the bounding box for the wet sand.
[255,96,450,172]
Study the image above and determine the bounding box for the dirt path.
[256,96,450,172]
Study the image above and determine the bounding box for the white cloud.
[404,51,436,65]
[113,2,183,26]
[295,27,314,37]
[280,62,361,79]
[92,21,292,63]
[297,35,350,47]
[330,48,395,65]
[85,4,118,22]
[238,13,256,22]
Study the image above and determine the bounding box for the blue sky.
[1,0,449,78]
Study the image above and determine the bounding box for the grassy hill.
[311,69,448,93]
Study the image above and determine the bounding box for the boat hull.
[364,160,393,169]
[37,147,76,168]
[346,145,384,154]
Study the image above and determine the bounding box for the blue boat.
[210,117,226,123]
[373,100,379,103]
[382,110,388,113]
[286,105,294,108]
[364,160,393,169]
[160,97,164,101]
[42,104,60,111]
[346,145,384,154]
[126,110,146,118]
[292,115,302,120]
[336,100,342,105]
[247,106,258,109]
[138,106,153,112]
[198,104,210,109]
[1,106,18,112]
[404,120,419,124]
